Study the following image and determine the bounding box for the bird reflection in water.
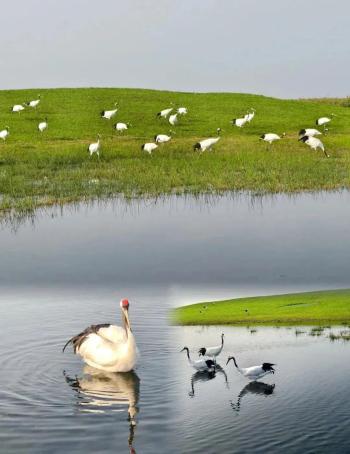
[189,365,229,398]
[231,381,275,413]
[64,366,140,452]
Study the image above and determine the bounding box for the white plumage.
[232,117,248,128]
[0,126,10,140]
[12,104,25,113]
[299,135,329,157]
[299,128,322,138]
[63,299,138,373]
[157,107,173,119]
[154,133,172,143]
[38,119,48,132]
[115,122,129,132]
[101,103,118,120]
[260,132,285,144]
[244,108,256,123]
[88,135,101,156]
[316,114,335,130]
[177,107,188,115]
[169,113,178,126]
[198,333,224,363]
[141,142,158,154]
[181,347,216,372]
[194,129,221,152]
[227,356,276,381]
[27,95,41,108]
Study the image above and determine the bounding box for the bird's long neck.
[184,348,192,364]
[232,357,243,374]
[221,335,224,347]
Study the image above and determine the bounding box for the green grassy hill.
[172,289,350,326]
[0,88,349,212]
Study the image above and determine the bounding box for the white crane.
[26,95,41,108]
[154,132,173,144]
[157,106,173,119]
[141,142,158,154]
[169,113,178,126]
[299,135,329,157]
[88,135,101,157]
[244,108,256,123]
[12,104,25,113]
[115,122,130,132]
[193,128,221,152]
[316,114,335,131]
[198,333,224,363]
[181,347,216,372]
[299,128,322,138]
[101,103,118,120]
[260,132,285,144]
[232,117,248,128]
[226,356,276,381]
[38,118,48,132]
[177,107,188,115]
[0,126,10,140]
[63,299,138,372]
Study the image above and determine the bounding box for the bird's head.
[299,136,308,143]
[226,356,235,365]
[193,142,201,151]
[180,346,189,353]
[198,347,206,356]
[221,333,225,339]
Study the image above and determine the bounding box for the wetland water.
[1,191,350,453]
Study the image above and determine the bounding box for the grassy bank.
[172,289,350,326]
[0,88,350,212]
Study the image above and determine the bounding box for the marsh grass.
[0,88,350,213]
[172,289,350,326]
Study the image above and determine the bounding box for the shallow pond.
[1,191,350,453]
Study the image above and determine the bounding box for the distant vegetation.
[172,289,350,325]
[0,88,350,213]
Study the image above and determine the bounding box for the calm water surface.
[1,192,350,453]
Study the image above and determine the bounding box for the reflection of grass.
[1,88,350,213]
[172,289,350,326]
[329,330,350,341]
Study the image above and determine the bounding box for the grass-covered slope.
[172,289,350,326]
[0,88,350,212]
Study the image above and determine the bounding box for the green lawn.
[0,88,350,213]
[172,289,350,326]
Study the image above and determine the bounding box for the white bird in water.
[88,135,101,157]
[244,108,256,123]
[12,104,25,113]
[299,128,322,138]
[198,333,224,363]
[181,347,216,372]
[101,103,118,120]
[260,132,285,144]
[38,118,48,132]
[177,107,188,115]
[226,356,276,381]
[115,122,130,132]
[316,114,335,131]
[194,128,221,152]
[154,132,173,144]
[141,142,158,154]
[26,95,41,108]
[232,117,248,128]
[169,113,178,126]
[157,107,173,119]
[63,299,138,372]
[0,126,10,141]
[299,135,329,157]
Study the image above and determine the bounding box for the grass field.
[172,289,350,326]
[0,88,350,213]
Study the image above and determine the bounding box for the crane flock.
[0,94,337,160]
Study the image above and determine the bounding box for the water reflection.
[64,366,140,451]
[230,381,275,413]
[188,365,229,398]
